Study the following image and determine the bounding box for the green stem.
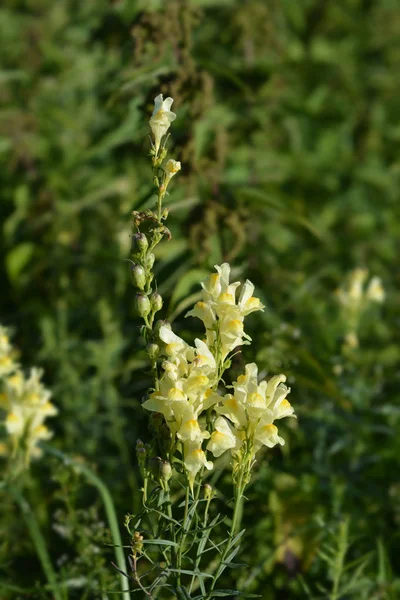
[189,494,211,594]
[165,487,177,568]
[0,483,62,600]
[332,518,349,600]
[42,445,131,600]
[176,484,190,586]
[207,480,246,597]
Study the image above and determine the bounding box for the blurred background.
[1,0,400,598]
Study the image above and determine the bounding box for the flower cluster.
[212,363,295,456]
[336,268,385,309]
[186,263,264,369]
[142,265,295,488]
[336,268,385,349]
[0,325,57,466]
[143,324,219,488]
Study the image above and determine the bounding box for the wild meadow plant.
[121,94,296,599]
[0,326,130,600]
[336,268,385,352]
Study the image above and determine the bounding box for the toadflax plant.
[122,93,297,599]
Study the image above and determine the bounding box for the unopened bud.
[134,293,151,318]
[161,208,169,220]
[204,483,214,500]
[148,456,162,479]
[146,253,155,269]
[131,531,144,554]
[131,264,146,290]
[136,447,147,469]
[151,292,163,313]
[160,460,172,482]
[146,343,159,359]
[132,233,148,254]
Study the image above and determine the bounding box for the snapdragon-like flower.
[149,94,176,155]
[164,159,181,191]
[184,440,213,490]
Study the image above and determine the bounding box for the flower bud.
[146,343,159,359]
[148,456,162,479]
[204,483,214,500]
[134,293,151,318]
[132,233,148,254]
[131,264,146,290]
[146,253,155,270]
[136,447,147,470]
[131,531,144,554]
[160,460,172,482]
[151,292,163,313]
[136,439,147,468]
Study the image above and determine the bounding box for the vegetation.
[1,0,399,598]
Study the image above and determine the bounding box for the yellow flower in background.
[149,94,176,155]
[366,276,385,303]
[347,268,368,302]
[0,326,17,377]
[336,269,385,349]
[0,332,58,466]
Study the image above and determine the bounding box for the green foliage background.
[1,0,400,598]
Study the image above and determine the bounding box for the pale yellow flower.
[0,326,17,377]
[5,411,24,436]
[149,94,176,155]
[186,301,215,330]
[184,440,213,489]
[164,159,181,189]
[177,406,210,444]
[207,416,237,457]
[1,365,57,464]
[366,276,385,303]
